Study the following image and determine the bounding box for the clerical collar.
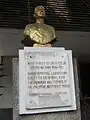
[36,19,44,24]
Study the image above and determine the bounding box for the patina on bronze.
[22,6,57,47]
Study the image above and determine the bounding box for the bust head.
[34,6,46,18]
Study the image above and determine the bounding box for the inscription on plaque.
[24,49,72,109]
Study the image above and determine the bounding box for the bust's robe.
[24,23,56,47]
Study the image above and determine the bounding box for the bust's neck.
[36,18,44,24]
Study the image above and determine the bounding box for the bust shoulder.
[25,23,54,30]
[25,23,36,28]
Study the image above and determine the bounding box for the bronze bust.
[22,6,57,47]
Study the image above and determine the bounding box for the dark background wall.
[0,109,13,120]
[0,0,90,31]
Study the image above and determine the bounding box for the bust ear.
[34,13,37,18]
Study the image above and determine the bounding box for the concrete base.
[13,58,81,120]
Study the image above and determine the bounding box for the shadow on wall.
[0,57,13,108]
[0,109,13,120]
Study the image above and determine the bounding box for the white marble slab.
[19,47,76,114]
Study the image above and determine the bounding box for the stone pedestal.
[13,58,81,120]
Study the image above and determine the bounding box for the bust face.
[35,6,45,18]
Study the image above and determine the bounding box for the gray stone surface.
[13,58,81,120]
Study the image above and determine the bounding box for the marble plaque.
[19,47,76,114]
